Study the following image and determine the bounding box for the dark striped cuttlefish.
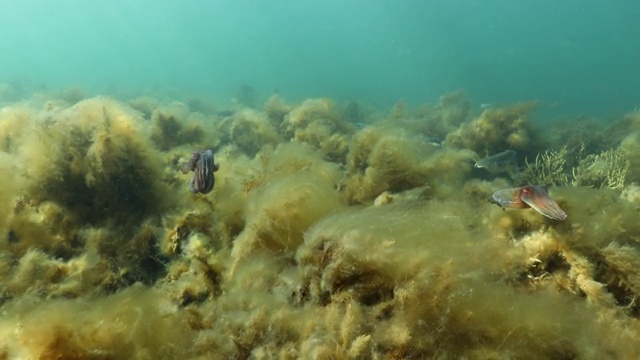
[182,149,219,194]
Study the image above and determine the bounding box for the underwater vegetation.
[2,89,640,359]
[446,100,541,155]
[517,145,630,189]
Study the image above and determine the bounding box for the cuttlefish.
[182,149,219,194]
[490,185,567,221]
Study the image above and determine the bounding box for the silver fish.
[182,149,219,194]
[424,136,442,147]
[475,149,519,178]
[215,110,234,117]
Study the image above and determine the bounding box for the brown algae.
[0,92,639,358]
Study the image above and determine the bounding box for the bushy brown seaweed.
[447,100,541,155]
[281,98,355,163]
[344,124,474,203]
[517,145,630,189]
[1,92,640,359]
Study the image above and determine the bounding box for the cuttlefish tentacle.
[490,185,567,221]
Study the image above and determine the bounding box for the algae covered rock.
[18,97,171,224]
[344,125,474,203]
[282,98,355,162]
[447,101,539,154]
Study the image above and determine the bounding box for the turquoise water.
[0,0,639,115]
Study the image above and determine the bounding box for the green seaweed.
[518,146,569,187]
[518,145,630,189]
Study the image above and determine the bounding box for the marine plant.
[4,93,640,359]
[411,90,471,139]
[618,116,640,182]
[446,101,539,154]
[224,109,281,157]
[150,103,209,150]
[281,98,354,163]
[545,116,606,154]
[263,94,292,124]
[342,100,366,123]
[19,98,172,225]
[389,99,407,120]
[518,145,630,189]
[518,146,569,187]
[344,126,432,203]
[571,148,630,189]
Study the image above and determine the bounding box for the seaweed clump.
[3,93,640,358]
[263,94,292,124]
[546,116,607,154]
[414,90,471,137]
[0,286,193,359]
[34,99,171,224]
[488,185,640,322]
[344,125,474,203]
[517,145,630,189]
[342,99,366,124]
[447,101,540,154]
[618,110,640,182]
[228,142,344,273]
[292,201,601,358]
[150,103,211,151]
[517,147,570,187]
[282,98,355,163]
[596,243,640,317]
[218,109,281,157]
[389,98,407,120]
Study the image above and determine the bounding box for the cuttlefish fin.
[519,185,567,221]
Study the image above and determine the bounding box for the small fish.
[490,185,567,221]
[424,136,442,147]
[215,110,234,117]
[475,149,519,178]
[182,149,219,194]
[480,103,493,109]
[354,122,368,129]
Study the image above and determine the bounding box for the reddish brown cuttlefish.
[490,185,567,221]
